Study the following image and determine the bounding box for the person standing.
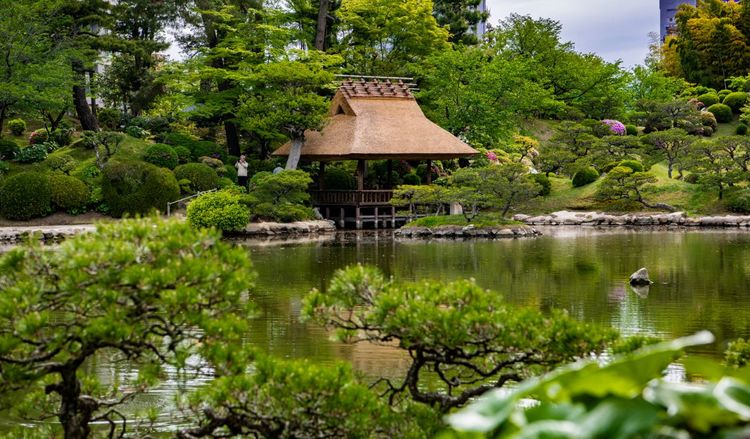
[235,155,249,189]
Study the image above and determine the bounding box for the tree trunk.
[667,162,673,179]
[224,120,241,156]
[0,106,6,138]
[286,138,304,170]
[56,370,94,439]
[73,83,99,131]
[315,0,330,51]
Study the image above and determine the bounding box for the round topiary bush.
[323,166,356,190]
[572,167,600,188]
[401,172,421,186]
[187,190,249,232]
[625,124,638,136]
[7,119,26,136]
[173,145,191,164]
[530,173,551,196]
[708,103,734,123]
[16,144,48,163]
[724,92,749,113]
[46,154,78,174]
[143,143,179,169]
[174,163,219,193]
[0,139,20,161]
[48,173,90,213]
[698,93,720,108]
[102,160,180,217]
[727,189,750,213]
[737,124,749,136]
[617,160,644,173]
[190,141,225,161]
[0,172,51,220]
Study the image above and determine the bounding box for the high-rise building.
[474,0,488,39]
[660,0,696,42]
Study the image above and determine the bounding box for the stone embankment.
[239,220,337,236]
[396,225,540,239]
[0,225,96,244]
[514,211,750,228]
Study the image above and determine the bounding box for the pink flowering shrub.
[29,129,49,145]
[486,151,498,161]
[601,119,626,136]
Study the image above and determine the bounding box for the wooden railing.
[311,190,394,206]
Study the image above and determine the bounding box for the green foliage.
[726,339,750,368]
[7,118,25,136]
[323,166,356,190]
[726,189,750,213]
[222,164,238,183]
[28,128,48,145]
[0,172,50,220]
[698,92,720,107]
[571,167,599,187]
[0,139,20,160]
[392,185,450,216]
[402,172,421,185]
[97,107,121,130]
[720,89,733,100]
[445,332,749,439]
[181,354,427,438]
[405,214,520,229]
[173,145,191,164]
[531,173,552,196]
[448,164,542,219]
[0,217,255,437]
[45,154,78,174]
[50,128,73,146]
[433,0,488,45]
[617,160,644,173]
[596,166,668,211]
[174,163,219,193]
[125,125,148,139]
[246,170,315,222]
[143,143,179,169]
[625,124,638,136]
[737,124,749,135]
[303,265,618,413]
[16,144,47,163]
[708,103,734,123]
[102,160,180,217]
[190,141,225,162]
[642,128,695,179]
[724,92,749,113]
[187,190,249,233]
[48,173,90,213]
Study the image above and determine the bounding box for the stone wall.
[396,225,540,239]
[514,211,750,228]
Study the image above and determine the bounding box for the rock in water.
[629,268,653,286]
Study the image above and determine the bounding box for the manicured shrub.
[160,132,196,147]
[102,161,180,217]
[174,163,219,193]
[617,160,644,173]
[708,103,733,123]
[719,89,732,98]
[625,124,638,136]
[143,143,179,169]
[727,190,750,213]
[97,108,121,130]
[225,155,239,166]
[187,190,249,232]
[250,202,315,223]
[246,170,314,223]
[700,111,718,130]
[125,126,148,139]
[600,161,619,174]
[0,139,20,160]
[724,92,749,113]
[530,173,551,196]
[50,128,74,147]
[323,166,356,190]
[29,129,49,145]
[223,164,238,183]
[128,116,170,133]
[16,144,48,163]
[0,161,9,176]
[697,93,720,107]
[601,119,626,136]
[49,174,90,213]
[217,177,235,189]
[572,167,600,187]
[737,124,749,136]
[173,145,191,164]
[402,172,421,185]
[7,119,26,136]
[191,140,225,161]
[0,172,51,220]
[46,154,78,174]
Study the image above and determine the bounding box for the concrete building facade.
[660,0,696,42]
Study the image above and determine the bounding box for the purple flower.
[601,119,626,136]
[486,151,498,161]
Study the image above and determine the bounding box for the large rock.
[629,268,653,286]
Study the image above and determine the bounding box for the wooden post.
[356,159,365,191]
[374,207,379,229]
[426,160,432,185]
[386,160,393,189]
[319,161,326,191]
[339,207,345,228]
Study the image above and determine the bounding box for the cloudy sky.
[486,0,658,68]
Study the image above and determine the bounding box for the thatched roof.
[272,79,478,161]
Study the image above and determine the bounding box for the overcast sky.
[486,0,658,68]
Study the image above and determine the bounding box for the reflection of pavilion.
[274,77,477,229]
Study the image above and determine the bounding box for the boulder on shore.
[629,268,653,286]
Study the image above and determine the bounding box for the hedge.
[102,161,180,217]
[174,163,219,193]
[143,143,179,169]
[723,92,749,113]
[49,174,90,213]
[187,190,250,232]
[0,172,51,220]
[698,93,720,108]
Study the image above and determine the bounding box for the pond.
[10,228,750,433]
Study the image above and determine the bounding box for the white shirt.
[235,160,249,177]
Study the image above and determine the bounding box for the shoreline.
[514,211,750,228]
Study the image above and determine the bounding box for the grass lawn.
[404,213,522,228]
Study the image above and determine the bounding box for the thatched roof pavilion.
[272,78,477,161]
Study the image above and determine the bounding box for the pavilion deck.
[311,190,418,229]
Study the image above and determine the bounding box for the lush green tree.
[687,139,742,200]
[626,65,688,110]
[391,185,450,217]
[642,128,695,179]
[302,265,618,413]
[0,217,255,438]
[534,122,603,177]
[596,166,675,211]
[179,354,429,438]
[337,0,449,76]
[432,0,488,45]
[446,332,750,439]
[715,135,750,174]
